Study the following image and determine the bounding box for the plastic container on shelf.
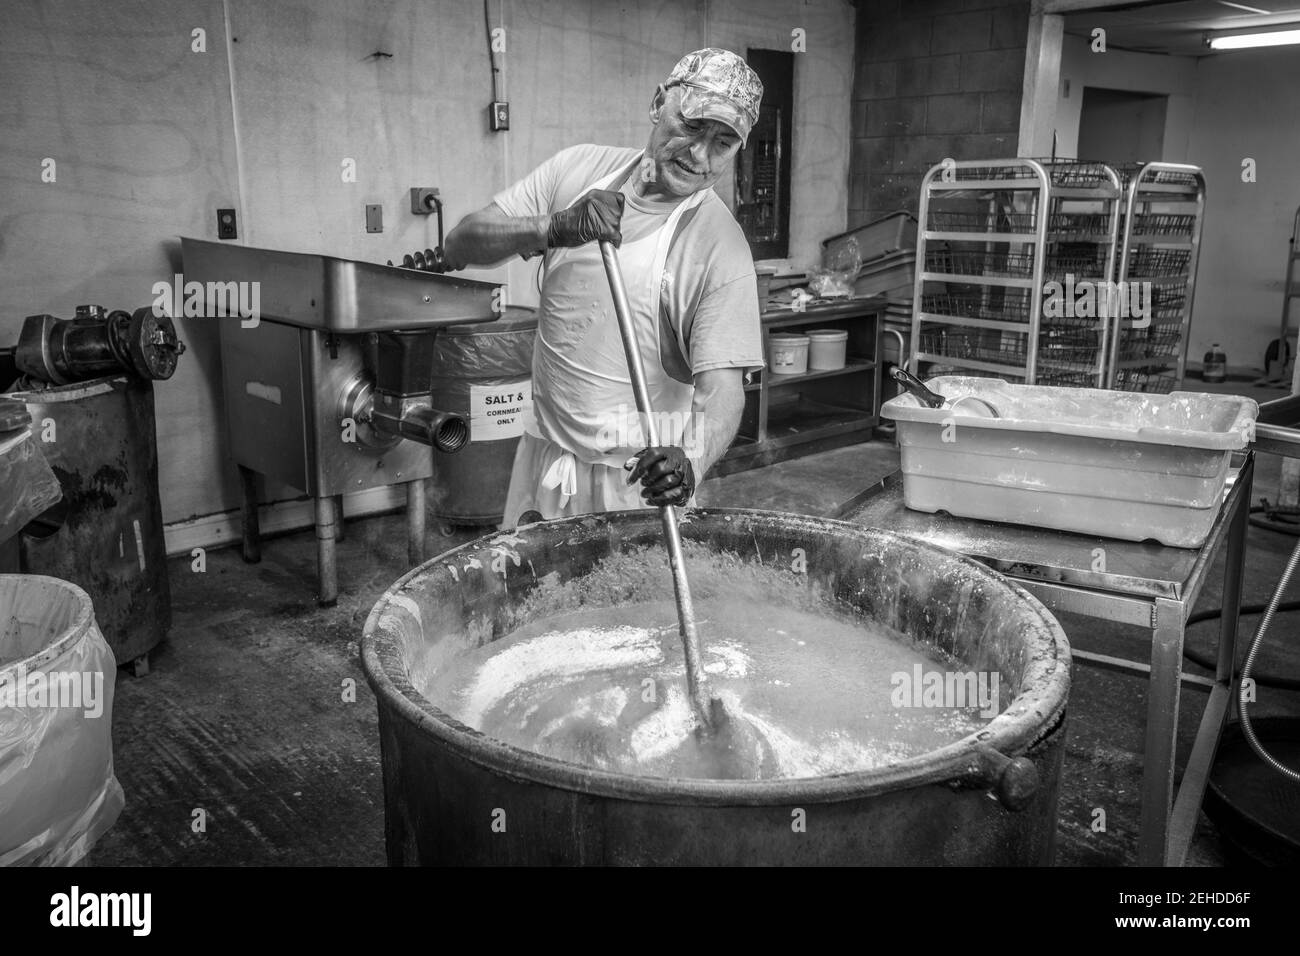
[854,250,916,299]
[822,211,917,264]
[807,329,848,370]
[881,376,1258,548]
[769,333,809,375]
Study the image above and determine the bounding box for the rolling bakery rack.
[910,158,1122,387]
[1107,162,1207,393]
[908,158,1206,394]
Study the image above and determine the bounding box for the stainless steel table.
[837,452,1255,867]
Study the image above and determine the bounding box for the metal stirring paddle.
[598,240,719,733]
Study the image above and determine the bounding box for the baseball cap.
[664,48,763,145]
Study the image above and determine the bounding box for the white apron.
[503,156,706,526]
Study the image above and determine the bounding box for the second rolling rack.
[1106,162,1207,394]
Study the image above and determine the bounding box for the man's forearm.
[442,207,550,270]
[686,369,745,479]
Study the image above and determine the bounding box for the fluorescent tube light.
[1208,28,1300,49]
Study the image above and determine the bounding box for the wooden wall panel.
[0,0,243,527]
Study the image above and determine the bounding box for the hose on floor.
[1183,504,1300,688]
[1176,500,1300,778]
[1238,536,1300,781]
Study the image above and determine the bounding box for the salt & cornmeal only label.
[468,381,532,441]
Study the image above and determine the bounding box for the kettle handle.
[965,745,1041,812]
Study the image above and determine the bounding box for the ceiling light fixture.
[1207,27,1300,50]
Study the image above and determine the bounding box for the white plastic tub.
[807,329,848,370]
[770,333,809,375]
[881,376,1258,548]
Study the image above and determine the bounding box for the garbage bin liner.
[0,574,124,866]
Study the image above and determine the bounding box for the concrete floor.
[88,388,1300,866]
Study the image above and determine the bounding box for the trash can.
[0,574,124,866]
[427,306,537,528]
[6,375,172,670]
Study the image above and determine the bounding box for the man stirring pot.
[443,49,765,526]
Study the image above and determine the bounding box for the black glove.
[626,446,696,507]
[546,189,624,249]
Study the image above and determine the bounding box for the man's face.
[643,86,743,198]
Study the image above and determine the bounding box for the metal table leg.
[239,465,261,564]
[1219,468,1251,711]
[407,478,426,566]
[315,495,338,606]
[1166,459,1253,864]
[1138,595,1184,866]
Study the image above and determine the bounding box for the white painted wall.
[1185,47,1300,369]
[1049,36,1300,368]
[1054,35,1196,162]
[0,0,854,539]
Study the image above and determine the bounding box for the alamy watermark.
[1042,275,1151,326]
[50,886,150,935]
[890,663,1000,719]
[151,273,261,328]
[594,404,705,458]
[0,664,105,718]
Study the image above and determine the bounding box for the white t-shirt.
[493,143,765,380]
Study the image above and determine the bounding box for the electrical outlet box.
[365,204,383,234]
[489,101,509,132]
[217,208,237,240]
[409,187,439,215]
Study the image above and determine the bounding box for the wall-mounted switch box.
[489,101,509,132]
[365,204,383,233]
[217,208,237,240]
[409,187,439,215]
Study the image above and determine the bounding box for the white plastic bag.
[808,236,862,298]
[0,575,124,866]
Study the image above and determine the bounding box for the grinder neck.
[367,330,468,453]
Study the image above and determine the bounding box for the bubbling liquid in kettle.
[419,544,999,781]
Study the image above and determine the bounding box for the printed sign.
[469,381,532,441]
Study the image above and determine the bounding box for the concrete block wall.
[849,0,1030,229]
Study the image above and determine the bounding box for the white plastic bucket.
[807,329,848,370]
[770,333,809,375]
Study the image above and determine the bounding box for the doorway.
[1077,87,1168,163]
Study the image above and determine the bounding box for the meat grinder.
[181,238,498,604]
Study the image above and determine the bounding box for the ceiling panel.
[1065,0,1300,55]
